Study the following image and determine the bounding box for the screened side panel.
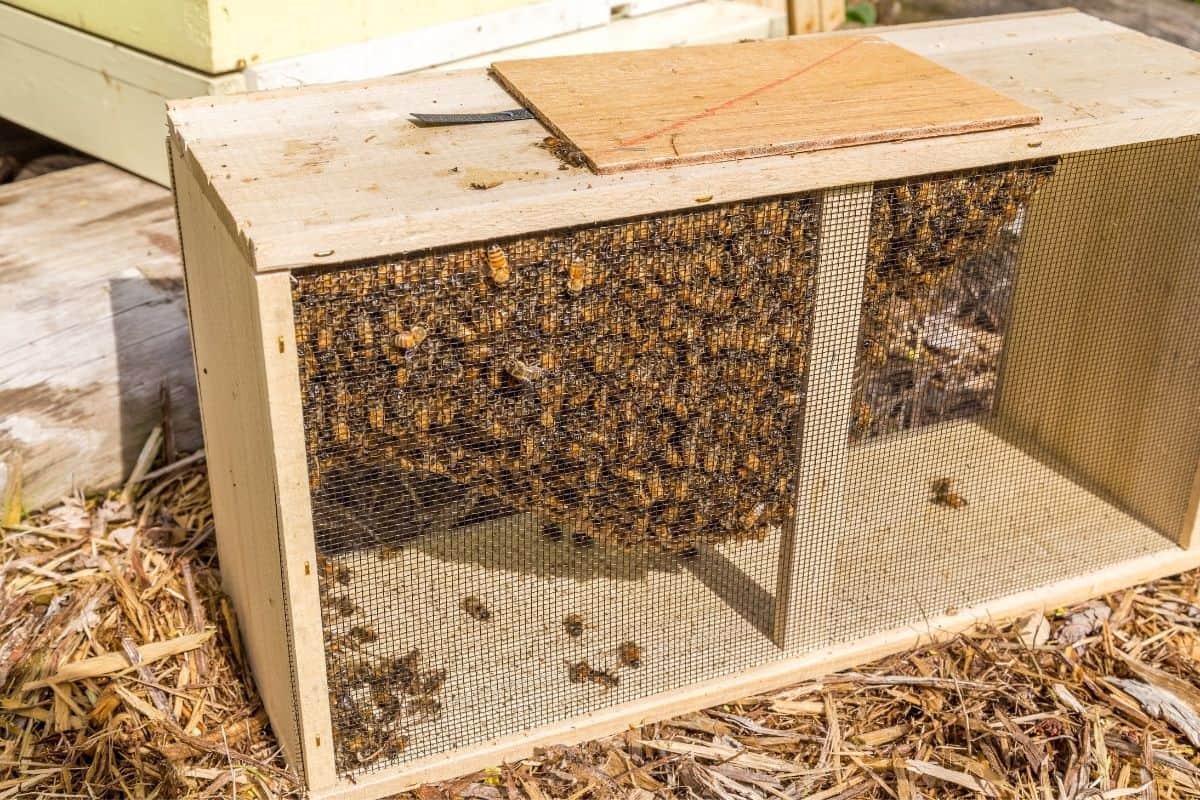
[815,138,1198,649]
[292,196,820,774]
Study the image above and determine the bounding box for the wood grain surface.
[492,35,1041,173]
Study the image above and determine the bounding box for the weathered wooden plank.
[491,35,1039,173]
[0,163,199,510]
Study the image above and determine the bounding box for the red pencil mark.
[615,38,865,149]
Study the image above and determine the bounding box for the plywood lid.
[166,11,1200,273]
[491,35,1040,174]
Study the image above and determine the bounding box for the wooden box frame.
[168,11,1200,799]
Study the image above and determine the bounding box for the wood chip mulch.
[3,447,1199,799]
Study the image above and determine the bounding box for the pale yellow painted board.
[2,0,545,74]
[165,11,1200,272]
[0,3,243,185]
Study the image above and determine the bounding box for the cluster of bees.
[853,162,1056,439]
[293,194,820,553]
[317,558,447,772]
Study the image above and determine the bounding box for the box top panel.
[491,35,1040,173]
[167,10,1200,273]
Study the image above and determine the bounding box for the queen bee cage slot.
[168,12,1200,800]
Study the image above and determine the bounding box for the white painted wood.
[244,0,612,90]
[610,0,698,17]
[0,164,200,509]
[441,0,785,68]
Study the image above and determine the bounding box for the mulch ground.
[3,450,1200,799]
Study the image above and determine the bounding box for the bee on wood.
[618,641,642,669]
[487,245,511,284]
[461,595,492,621]
[394,325,428,350]
[563,613,585,638]
[931,476,968,509]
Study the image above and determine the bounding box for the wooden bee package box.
[168,11,1200,799]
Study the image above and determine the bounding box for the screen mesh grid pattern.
[291,137,1198,775]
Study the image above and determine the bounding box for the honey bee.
[589,667,619,689]
[571,529,593,549]
[618,641,642,669]
[349,625,378,643]
[931,476,968,509]
[853,401,873,433]
[317,326,334,351]
[741,500,768,529]
[412,400,431,433]
[567,660,592,684]
[542,522,564,542]
[487,245,511,284]
[506,358,546,384]
[334,595,359,617]
[394,325,428,350]
[563,613,584,638]
[461,595,492,621]
[368,400,385,431]
[567,260,588,295]
[408,696,442,719]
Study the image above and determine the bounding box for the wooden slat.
[491,35,1040,174]
[170,142,313,780]
[165,11,1200,272]
[0,163,199,510]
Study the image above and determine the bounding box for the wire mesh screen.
[291,135,1199,776]
[814,136,1200,649]
[293,196,820,773]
